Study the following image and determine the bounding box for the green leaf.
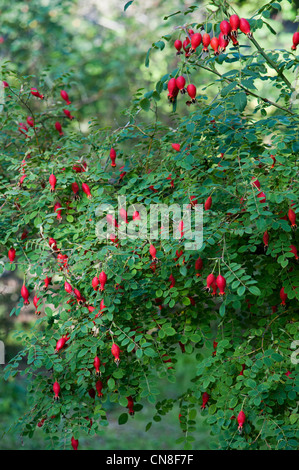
[237,285,246,296]
[249,286,261,296]
[107,378,115,390]
[118,413,128,425]
[232,91,247,112]
[124,1,133,11]
[77,348,89,358]
[221,82,237,96]
[219,302,226,317]
[140,98,150,111]
[145,48,151,67]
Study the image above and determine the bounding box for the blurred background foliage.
[0,0,298,450]
[0,0,298,128]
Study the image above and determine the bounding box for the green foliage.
[0,0,299,451]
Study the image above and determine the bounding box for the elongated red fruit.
[210,37,219,54]
[239,18,252,37]
[31,87,44,99]
[174,39,183,54]
[204,196,212,211]
[251,177,260,190]
[220,20,231,40]
[205,273,215,291]
[8,247,16,263]
[63,108,74,119]
[55,121,63,136]
[171,143,181,152]
[74,288,84,303]
[190,32,202,52]
[288,209,296,228]
[176,76,186,93]
[33,295,41,314]
[96,379,103,397]
[202,33,210,51]
[150,244,157,260]
[133,210,141,221]
[167,78,179,102]
[230,14,240,37]
[18,122,28,136]
[60,90,71,105]
[21,284,30,304]
[93,356,101,375]
[49,237,58,251]
[71,182,79,198]
[280,287,287,306]
[127,396,135,415]
[237,410,246,430]
[110,148,116,167]
[201,392,209,409]
[19,174,27,186]
[44,276,52,289]
[263,231,269,248]
[54,202,62,220]
[53,381,60,400]
[189,195,198,207]
[99,271,107,291]
[92,276,99,291]
[71,436,78,450]
[195,256,203,276]
[183,37,191,56]
[289,245,298,260]
[230,34,239,47]
[55,335,70,353]
[64,281,72,294]
[73,161,87,173]
[169,274,176,288]
[257,192,266,204]
[211,280,218,296]
[218,33,229,52]
[187,84,196,100]
[99,298,106,314]
[82,182,92,198]
[26,116,34,127]
[292,32,299,50]
[111,343,120,365]
[216,274,226,295]
[41,280,52,298]
[49,174,57,191]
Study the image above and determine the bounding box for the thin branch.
[197,63,298,118]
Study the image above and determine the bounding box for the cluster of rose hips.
[170,14,298,106]
[6,84,74,138]
[167,76,197,105]
[174,15,252,59]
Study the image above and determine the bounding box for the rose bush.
[1,0,298,450]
